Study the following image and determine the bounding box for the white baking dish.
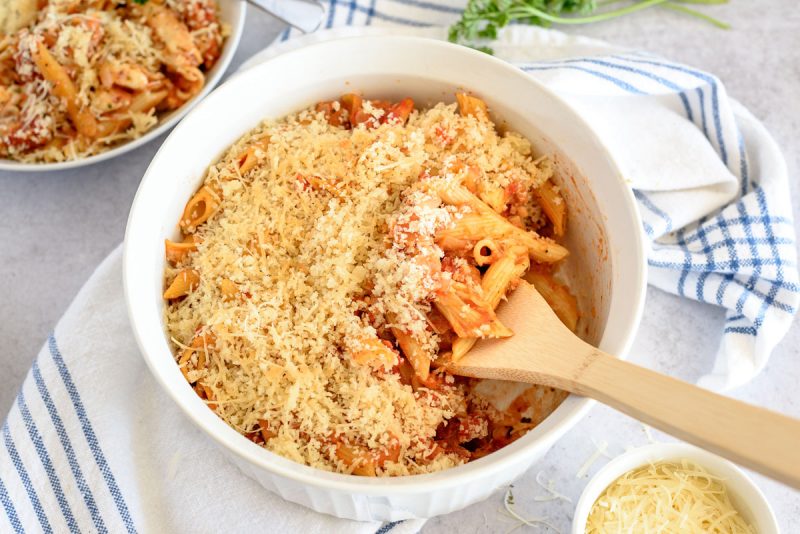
[123,35,646,521]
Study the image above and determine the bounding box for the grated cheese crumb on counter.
[586,460,756,533]
[501,487,561,533]
[577,439,609,479]
[165,98,558,475]
[533,471,572,503]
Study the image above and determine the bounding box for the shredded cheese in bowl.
[586,460,756,533]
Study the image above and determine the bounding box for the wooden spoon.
[450,281,800,488]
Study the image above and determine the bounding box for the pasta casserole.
[162,93,580,476]
[0,0,225,163]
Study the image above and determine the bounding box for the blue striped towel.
[1,3,797,532]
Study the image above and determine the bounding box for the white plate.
[0,0,246,173]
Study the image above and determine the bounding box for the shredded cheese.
[577,439,609,479]
[533,471,572,503]
[501,487,561,533]
[585,460,756,533]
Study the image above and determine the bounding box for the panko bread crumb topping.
[163,93,576,475]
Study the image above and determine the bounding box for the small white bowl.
[572,443,779,534]
[124,35,647,521]
[0,0,246,173]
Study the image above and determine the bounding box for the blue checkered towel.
[1,3,797,533]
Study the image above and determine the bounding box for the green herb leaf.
[448,0,729,54]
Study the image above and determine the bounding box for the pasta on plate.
[0,0,225,163]
[163,93,581,476]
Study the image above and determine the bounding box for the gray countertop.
[1,3,798,531]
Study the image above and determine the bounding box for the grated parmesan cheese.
[165,98,558,475]
[586,460,756,533]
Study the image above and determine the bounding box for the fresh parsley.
[449,0,729,53]
[132,0,149,4]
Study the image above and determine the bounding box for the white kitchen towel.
[2,6,798,534]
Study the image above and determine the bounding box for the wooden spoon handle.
[576,351,800,488]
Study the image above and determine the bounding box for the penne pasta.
[386,98,415,124]
[533,179,567,236]
[525,270,580,332]
[129,90,169,114]
[452,247,530,361]
[237,146,260,174]
[434,180,564,262]
[473,238,501,266]
[165,235,198,265]
[456,92,488,119]
[177,330,216,383]
[433,181,488,212]
[195,383,217,411]
[335,441,377,476]
[163,268,200,299]
[341,93,373,128]
[335,436,400,476]
[350,336,399,369]
[91,88,132,116]
[437,211,569,263]
[426,307,452,335]
[98,61,149,91]
[144,4,203,72]
[316,101,347,127]
[482,246,531,307]
[91,89,168,139]
[219,278,240,300]
[32,42,98,138]
[477,181,507,213]
[180,185,221,231]
[434,281,512,339]
[391,326,431,381]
